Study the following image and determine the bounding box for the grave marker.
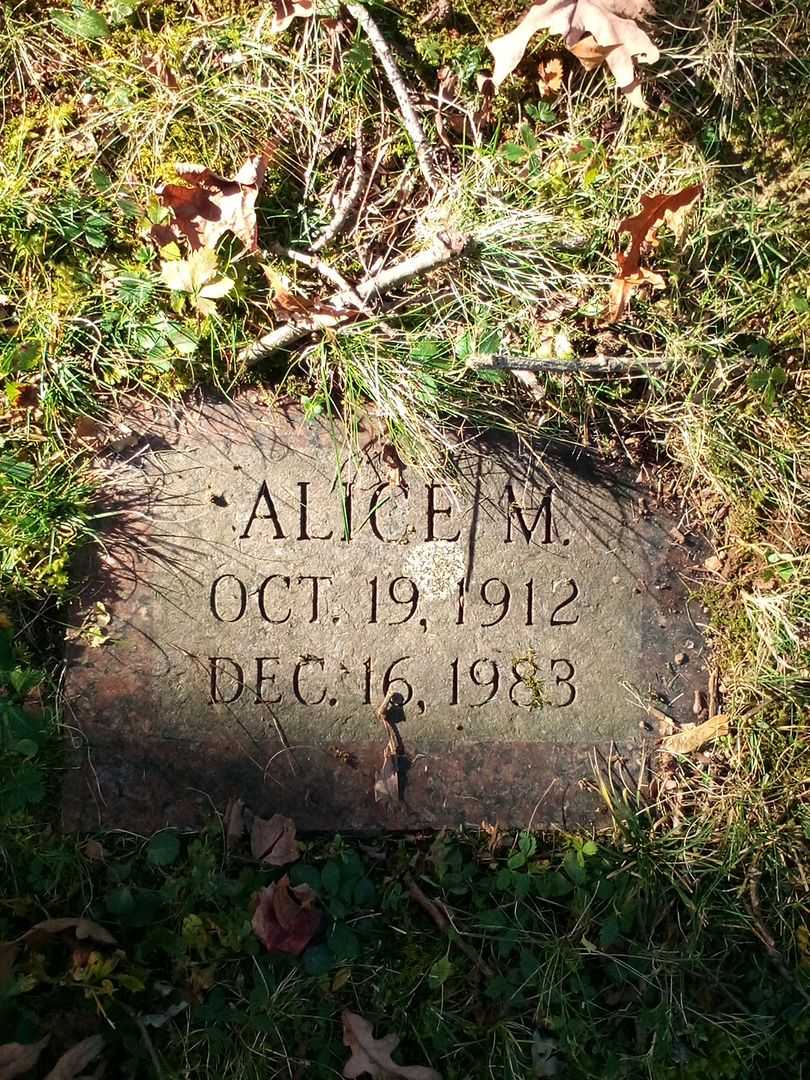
[63,395,706,831]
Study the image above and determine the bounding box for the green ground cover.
[1,0,809,1076]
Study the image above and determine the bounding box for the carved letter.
[298,481,333,541]
[210,574,247,623]
[239,481,286,540]
[503,484,553,545]
[426,483,460,542]
[257,574,291,624]
[209,657,244,703]
[292,656,327,705]
[255,656,282,704]
[369,483,408,542]
[298,575,333,623]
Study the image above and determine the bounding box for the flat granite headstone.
[63,394,706,832]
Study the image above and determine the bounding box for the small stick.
[239,230,468,365]
[707,668,719,719]
[404,872,495,979]
[267,242,372,316]
[310,125,367,252]
[475,353,674,375]
[346,2,439,192]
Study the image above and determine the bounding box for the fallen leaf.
[270,0,314,33]
[381,443,406,489]
[7,383,38,409]
[488,0,658,106]
[252,875,322,955]
[81,840,107,862]
[537,56,564,96]
[153,151,271,254]
[14,917,116,949]
[616,184,703,277]
[660,714,729,755]
[342,1010,442,1080]
[374,695,406,804]
[143,51,178,88]
[703,554,724,574]
[225,797,245,848]
[0,1037,49,1080]
[374,748,401,803]
[250,813,299,865]
[605,267,665,324]
[604,183,702,322]
[44,1036,104,1080]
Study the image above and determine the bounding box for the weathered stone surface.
[63,394,707,831]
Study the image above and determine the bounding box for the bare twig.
[404,872,495,979]
[267,241,372,315]
[747,864,810,1005]
[707,667,719,718]
[346,2,439,192]
[310,125,368,252]
[474,353,675,375]
[239,230,468,366]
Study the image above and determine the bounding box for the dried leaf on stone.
[604,183,702,323]
[661,714,729,755]
[269,0,314,33]
[381,443,406,489]
[488,0,659,106]
[0,1037,49,1080]
[537,57,564,96]
[250,813,299,865]
[252,875,322,955]
[342,1010,442,1080]
[153,151,270,254]
[374,696,405,804]
[43,1035,104,1080]
[374,747,400,803]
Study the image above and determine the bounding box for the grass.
[1,0,809,1076]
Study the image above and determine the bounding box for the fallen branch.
[309,125,367,253]
[239,230,468,366]
[346,2,439,192]
[404,872,495,979]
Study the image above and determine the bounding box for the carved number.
[551,658,576,706]
[550,579,579,625]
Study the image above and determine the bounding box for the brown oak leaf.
[342,1011,442,1080]
[249,813,299,865]
[269,0,314,33]
[252,875,322,955]
[153,150,271,254]
[488,0,658,107]
[604,182,702,322]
